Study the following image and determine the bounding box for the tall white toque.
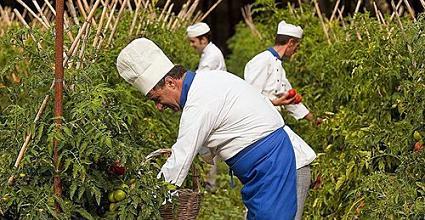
[116,38,174,95]
[277,20,303,38]
[187,22,211,38]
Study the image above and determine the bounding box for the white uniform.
[244,50,316,169]
[196,42,227,72]
[159,70,284,186]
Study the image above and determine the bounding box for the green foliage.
[0,10,198,219]
[227,2,425,218]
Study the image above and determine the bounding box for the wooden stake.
[32,0,51,27]
[158,0,171,23]
[107,0,128,46]
[330,0,340,22]
[161,3,174,29]
[65,0,102,66]
[390,0,403,22]
[373,2,383,25]
[420,0,425,9]
[17,0,49,28]
[297,0,304,14]
[93,0,110,47]
[354,0,362,15]
[66,0,80,26]
[199,0,222,21]
[7,94,50,186]
[129,0,144,35]
[403,0,416,21]
[313,0,331,44]
[76,23,91,69]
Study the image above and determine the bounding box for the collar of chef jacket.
[267,47,282,60]
[179,71,196,109]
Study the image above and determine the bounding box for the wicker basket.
[146,149,202,220]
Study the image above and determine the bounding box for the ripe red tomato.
[109,160,126,176]
[414,142,423,152]
[287,89,297,98]
[293,94,303,104]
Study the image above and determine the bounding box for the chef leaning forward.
[244,20,319,220]
[117,38,297,219]
[186,22,227,72]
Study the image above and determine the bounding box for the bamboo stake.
[199,0,222,21]
[107,0,128,46]
[17,0,49,28]
[129,0,144,35]
[403,0,416,21]
[104,0,119,33]
[93,0,110,47]
[313,0,331,44]
[66,0,80,26]
[330,0,340,22]
[392,1,404,30]
[390,0,403,22]
[126,0,133,11]
[192,11,203,23]
[64,12,75,42]
[420,0,425,9]
[176,1,189,19]
[33,0,51,27]
[337,6,346,28]
[81,0,91,13]
[136,0,150,33]
[184,0,200,21]
[161,3,174,29]
[65,0,102,66]
[297,0,304,14]
[77,0,98,28]
[158,0,171,21]
[7,94,50,185]
[354,0,362,15]
[373,2,383,25]
[76,23,91,69]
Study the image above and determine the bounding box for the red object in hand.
[287,89,297,99]
[414,142,423,152]
[109,160,126,176]
[293,94,303,104]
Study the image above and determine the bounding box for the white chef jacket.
[244,50,309,120]
[196,42,227,72]
[159,70,284,186]
[244,49,316,169]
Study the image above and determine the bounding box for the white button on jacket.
[159,70,284,186]
[196,42,227,72]
[244,50,316,169]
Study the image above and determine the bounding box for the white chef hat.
[277,20,303,39]
[187,22,210,38]
[116,38,174,95]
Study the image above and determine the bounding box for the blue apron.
[226,127,297,220]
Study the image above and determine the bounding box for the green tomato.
[108,192,116,203]
[113,190,126,202]
[109,203,117,212]
[413,131,422,141]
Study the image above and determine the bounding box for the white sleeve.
[244,58,269,94]
[158,103,220,186]
[284,103,310,120]
[280,78,310,120]
[197,55,219,72]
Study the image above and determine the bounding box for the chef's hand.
[272,92,296,106]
